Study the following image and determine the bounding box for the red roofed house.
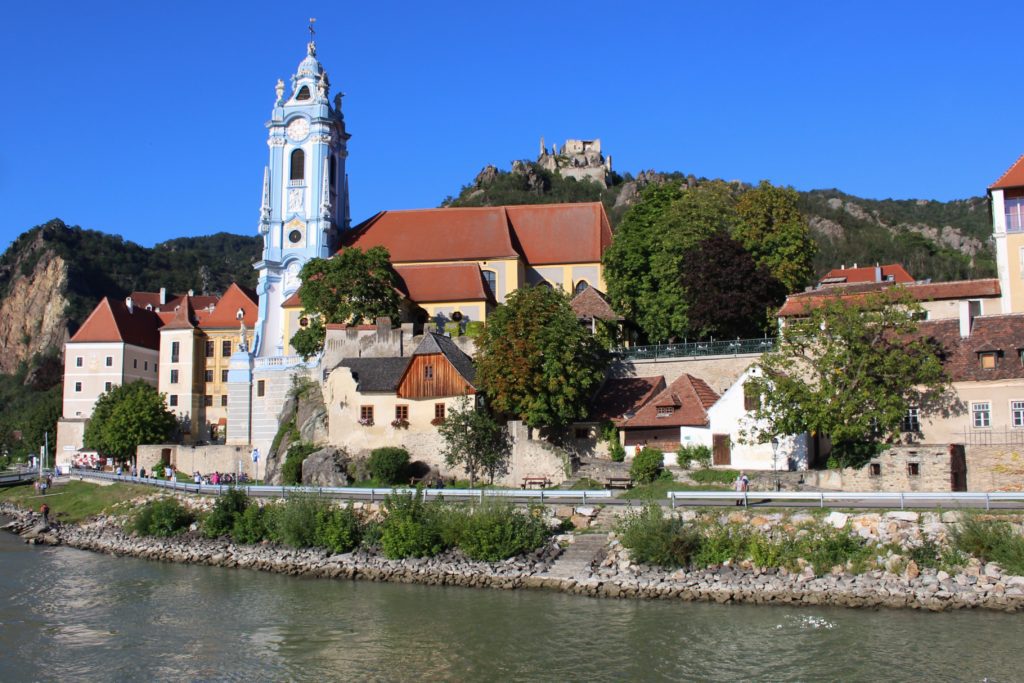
[991,153,1024,314]
[818,263,914,286]
[56,295,165,466]
[278,203,613,344]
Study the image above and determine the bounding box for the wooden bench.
[605,477,634,490]
[521,476,551,489]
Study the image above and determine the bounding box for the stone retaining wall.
[3,502,1022,613]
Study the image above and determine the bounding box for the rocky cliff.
[0,237,70,374]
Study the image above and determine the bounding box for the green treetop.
[290,246,401,359]
[744,289,954,468]
[83,381,177,459]
[475,285,609,428]
[734,180,816,293]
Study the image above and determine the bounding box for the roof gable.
[990,154,1024,190]
[571,286,621,321]
[69,298,162,349]
[203,283,258,328]
[410,332,476,386]
[622,374,719,429]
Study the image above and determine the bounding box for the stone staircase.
[544,533,610,579]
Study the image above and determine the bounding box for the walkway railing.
[667,490,1024,510]
[615,337,776,361]
[961,427,1024,447]
[70,469,613,504]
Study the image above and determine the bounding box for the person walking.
[734,473,746,506]
[40,503,50,526]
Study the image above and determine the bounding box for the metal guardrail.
[614,337,776,361]
[0,470,43,487]
[667,490,1024,510]
[70,469,613,504]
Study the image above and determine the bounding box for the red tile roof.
[622,374,719,429]
[394,263,493,303]
[990,154,1024,190]
[340,202,611,266]
[820,264,914,285]
[343,207,519,262]
[160,296,198,330]
[129,291,219,313]
[505,203,612,265]
[202,283,258,328]
[282,290,303,308]
[920,315,1024,382]
[589,376,666,423]
[571,286,621,321]
[69,298,162,349]
[778,279,1001,317]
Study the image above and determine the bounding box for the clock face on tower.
[286,118,310,141]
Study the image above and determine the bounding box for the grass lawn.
[0,480,153,523]
[617,479,730,501]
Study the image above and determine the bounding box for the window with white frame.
[1007,197,1024,233]
[902,407,920,432]
[972,401,992,428]
[1012,400,1024,428]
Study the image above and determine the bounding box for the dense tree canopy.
[475,285,609,428]
[744,290,954,468]
[290,247,400,359]
[83,381,177,459]
[680,233,786,339]
[436,397,510,486]
[735,181,816,293]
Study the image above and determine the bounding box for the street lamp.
[771,437,781,492]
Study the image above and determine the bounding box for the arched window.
[574,280,590,296]
[290,149,305,182]
[296,85,311,101]
[482,270,496,298]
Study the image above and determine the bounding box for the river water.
[1,530,1021,682]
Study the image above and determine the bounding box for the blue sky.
[1,1,1022,250]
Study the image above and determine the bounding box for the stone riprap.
[3,502,1023,613]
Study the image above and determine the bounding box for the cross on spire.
[308,17,316,41]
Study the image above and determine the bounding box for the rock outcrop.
[0,239,70,374]
[301,446,351,487]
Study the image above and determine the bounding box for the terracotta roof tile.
[342,208,519,262]
[202,283,258,328]
[282,290,303,308]
[394,263,493,304]
[160,296,199,330]
[820,264,914,285]
[588,376,666,423]
[622,374,719,429]
[920,314,1024,381]
[990,154,1024,190]
[505,202,612,265]
[779,279,1001,317]
[129,291,219,313]
[571,286,621,321]
[69,298,162,349]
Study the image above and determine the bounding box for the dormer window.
[656,406,674,417]
[290,149,305,182]
[979,351,1002,369]
[296,85,311,101]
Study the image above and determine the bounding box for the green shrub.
[314,504,362,553]
[629,447,664,484]
[131,497,194,537]
[360,519,384,549]
[454,502,549,561]
[952,514,1024,575]
[615,505,700,568]
[282,442,318,486]
[380,490,444,559]
[677,444,711,469]
[689,468,739,485]
[465,321,485,338]
[368,447,410,485]
[202,487,250,538]
[800,526,871,575]
[231,504,269,545]
[694,523,752,566]
[609,440,626,463]
[275,495,324,548]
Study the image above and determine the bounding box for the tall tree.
[83,381,177,459]
[744,290,954,468]
[680,233,786,339]
[290,246,400,359]
[475,285,608,428]
[604,181,736,342]
[734,181,816,293]
[436,397,511,486]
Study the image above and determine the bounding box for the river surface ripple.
[0,528,1020,682]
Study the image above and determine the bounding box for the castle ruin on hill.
[537,137,613,188]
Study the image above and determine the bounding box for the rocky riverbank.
[3,501,1023,612]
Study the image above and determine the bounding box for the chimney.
[875,264,883,282]
[959,300,981,338]
[188,289,194,297]
[159,287,167,305]
[125,296,134,313]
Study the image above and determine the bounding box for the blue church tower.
[253,35,350,357]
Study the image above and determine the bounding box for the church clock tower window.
[290,149,305,183]
[296,86,311,101]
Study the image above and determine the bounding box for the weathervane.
[308,17,316,41]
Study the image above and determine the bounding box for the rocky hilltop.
[447,156,995,284]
